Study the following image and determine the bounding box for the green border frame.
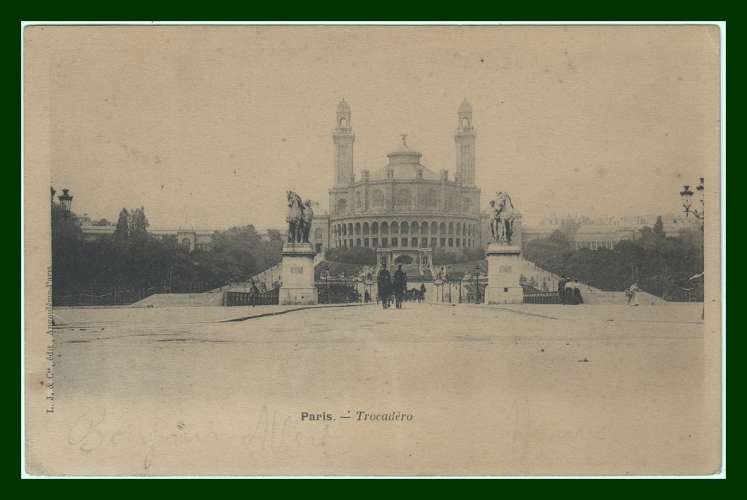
[9,3,733,486]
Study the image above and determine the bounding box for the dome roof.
[368,136,440,180]
[458,98,472,113]
[337,98,351,113]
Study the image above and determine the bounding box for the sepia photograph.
[22,23,724,477]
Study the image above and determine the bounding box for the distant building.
[507,213,689,250]
[325,99,482,253]
[80,224,216,252]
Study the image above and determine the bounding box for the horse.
[286,191,304,243]
[495,192,516,243]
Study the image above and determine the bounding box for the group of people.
[376,264,425,309]
[558,276,584,305]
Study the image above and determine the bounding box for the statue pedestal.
[279,243,318,305]
[485,243,523,304]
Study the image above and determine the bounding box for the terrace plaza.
[44,300,712,476]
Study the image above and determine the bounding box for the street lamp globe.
[58,188,73,213]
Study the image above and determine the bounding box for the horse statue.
[492,191,516,243]
[286,191,315,243]
[286,191,304,243]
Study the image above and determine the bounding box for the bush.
[325,246,377,265]
[432,248,484,265]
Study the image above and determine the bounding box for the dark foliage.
[51,205,283,304]
[523,221,704,300]
[432,247,485,265]
[324,246,377,265]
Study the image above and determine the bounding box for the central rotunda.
[328,99,482,269]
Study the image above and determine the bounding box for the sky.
[32,25,720,230]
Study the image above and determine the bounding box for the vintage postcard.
[23,23,724,477]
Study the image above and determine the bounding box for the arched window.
[440,222,446,234]
[371,222,379,235]
[411,222,419,234]
[391,221,399,234]
[421,221,428,234]
[363,222,369,236]
[456,222,461,236]
[431,221,438,235]
[401,223,409,234]
[347,223,353,235]
[355,223,361,235]
[371,189,385,207]
[381,222,389,235]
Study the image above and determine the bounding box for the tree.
[559,217,581,240]
[653,215,665,239]
[523,224,704,300]
[113,208,130,241]
[129,206,150,241]
[325,247,377,265]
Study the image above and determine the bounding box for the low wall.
[581,290,666,305]
[130,291,225,308]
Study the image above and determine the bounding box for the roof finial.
[400,134,408,147]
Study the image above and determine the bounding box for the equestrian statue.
[286,191,315,244]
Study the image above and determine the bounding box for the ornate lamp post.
[58,188,73,214]
[680,178,704,231]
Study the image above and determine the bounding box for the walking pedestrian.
[377,265,392,309]
[626,283,640,306]
[393,264,407,309]
[558,276,568,304]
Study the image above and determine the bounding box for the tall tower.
[333,99,355,186]
[455,98,476,186]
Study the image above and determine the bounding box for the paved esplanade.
[47,303,707,475]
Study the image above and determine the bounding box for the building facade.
[327,99,482,253]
